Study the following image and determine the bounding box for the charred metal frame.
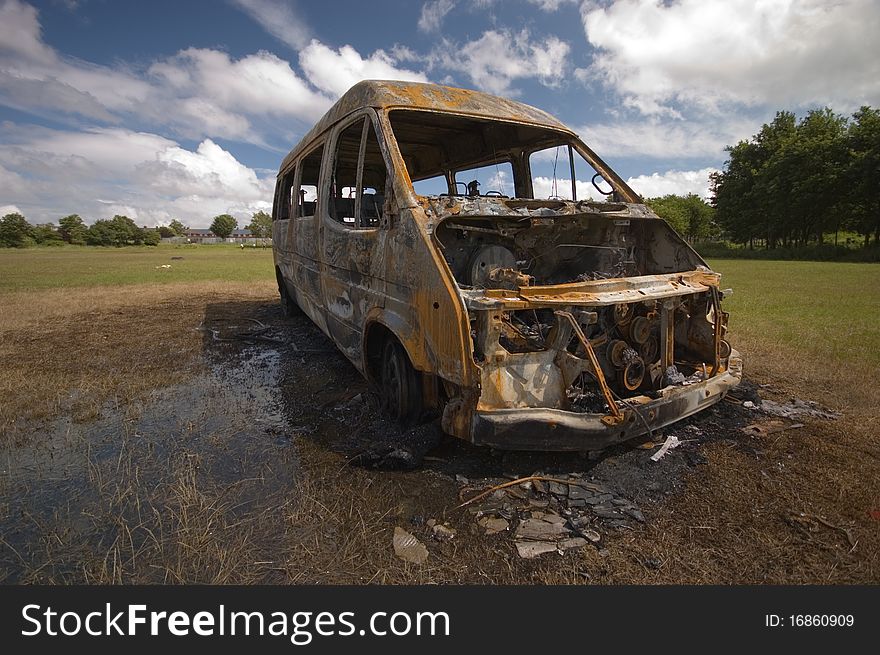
[272,81,741,452]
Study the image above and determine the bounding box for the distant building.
[175,228,270,245]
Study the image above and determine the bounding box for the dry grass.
[0,281,275,434]
[1,256,877,584]
[545,329,880,584]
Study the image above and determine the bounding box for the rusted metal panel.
[272,80,741,452]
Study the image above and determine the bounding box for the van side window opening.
[412,175,447,196]
[529,145,600,201]
[330,117,387,229]
[297,144,323,219]
[275,168,296,220]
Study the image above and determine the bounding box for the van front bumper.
[470,351,742,451]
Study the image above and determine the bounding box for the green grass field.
[0,244,274,291]
[709,259,880,369]
[1,246,877,371]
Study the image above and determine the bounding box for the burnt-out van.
[272,80,741,451]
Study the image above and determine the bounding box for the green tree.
[0,212,35,248]
[712,111,799,248]
[85,219,116,246]
[711,107,867,249]
[245,210,273,238]
[85,215,142,246]
[168,219,188,236]
[210,214,238,239]
[109,215,141,245]
[58,214,87,244]
[646,195,687,234]
[33,223,63,245]
[140,228,161,246]
[845,106,880,245]
[783,108,848,245]
[647,194,716,241]
[157,225,175,238]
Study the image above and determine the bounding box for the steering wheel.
[592,173,614,196]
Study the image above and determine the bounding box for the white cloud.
[145,139,269,199]
[299,41,429,98]
[626,167,719,200]
[533,176,595,201]
[0,203,24,216]
[432,29,570,95]
[418,0,455,32]
[576,116,755,160]
[0,0,425,145]
[580,0,880,116]
[0,1,151,122]
[0,0,55,65]
[148,48,332,140]
[528,0,576,11]
[230,0,311,50]
[0,124,274,226]
[0,1,443,230]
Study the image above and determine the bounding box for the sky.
[0,0,878,227]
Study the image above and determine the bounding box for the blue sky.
[1,0,878,227]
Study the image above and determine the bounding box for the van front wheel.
[380,339,422,426]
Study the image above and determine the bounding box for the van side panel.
[320,219,388,366]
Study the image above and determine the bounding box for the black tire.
[380,339,422,426]
[276,270,299,318]
[280,284,295,318]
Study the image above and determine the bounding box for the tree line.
[710,106,879,248]
[0,211,274,248]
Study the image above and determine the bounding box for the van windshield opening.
[388,109,608,200]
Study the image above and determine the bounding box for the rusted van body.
[272,80,741,451]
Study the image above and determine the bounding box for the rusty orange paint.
[272,80,741,452]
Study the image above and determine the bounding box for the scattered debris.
[664,365,704,386]
[558,537,588,551]
[664,365,686,385]
[650,435,681,461]
[459,473,645,558]
[478,516,509,534]
[760,399,840,420]
[392,527,429,564]
[741,420,804,437]
[515,541,557,559]
[155,264,172,269]
[743,400,756,409]
[578,528,602,543]
[431,523,456,542]
[515,515,569,541]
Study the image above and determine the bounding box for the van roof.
[280,80,573,172]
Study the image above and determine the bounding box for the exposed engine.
[432,203,732,415]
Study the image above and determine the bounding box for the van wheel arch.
[364,323,423,425]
